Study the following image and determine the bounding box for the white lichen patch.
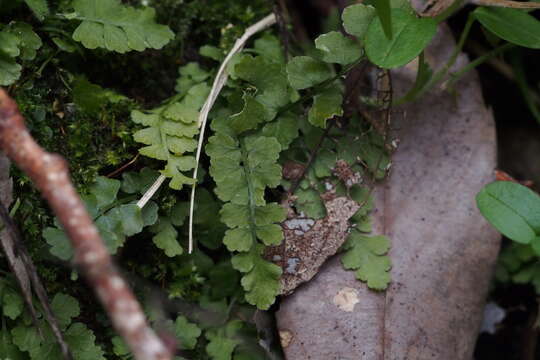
[333,287,359,312]
[285,258,300,274]
[284,218,315,233]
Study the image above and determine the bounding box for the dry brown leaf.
[276,24,500,360]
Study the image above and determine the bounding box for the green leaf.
[132,82,209,190]
[2,287,24,320]
[207,135,281,205]
[315,31,361,65]
[205,321,242,360]
[313,148,337,178]
[11,325,40,355]
[286,56,333,90]
[295,188,326,219]
[476,181,540,244]
[141,201,159,227]
[89,176,121,209]
[229,93,271,134]
[254,35,285,64]
[43,227,73,261]
[0,327,25,360]
[118,204,144,236]
[365,8,436,69]
[239,246,282,309]
[72,0,174,53]
[151,218,183,257]
[235,55,291,114]
[51,293,80,329]
[308,86,343,128]
[0,58,22,86]
[9,23,42,60]
[199,45,224,61]
[24,0,49,20]
[223,228,253,252]
[52,37,78,53]
[73,77,127,114]
[261,112,299,150]
[220,203,285,251]
[64,323,105,360]
[474,7,540,49]
[341,232,391,290]
[111,336,130,356]
[174,316,201,350]
[342,4,377,39]
[0,32,21,58]
[121,168,161,194]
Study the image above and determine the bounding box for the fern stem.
[238,137,260,249]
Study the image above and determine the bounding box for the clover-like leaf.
[315,31,361,65]
[151,218,183,257]
[477,181,540,244]
[286,56,333,90]
[342,4,376,39]
[365,8,436,68]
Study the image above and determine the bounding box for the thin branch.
[0,89,173,360]
[0,201,73,359]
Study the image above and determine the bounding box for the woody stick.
[0,89,172,360]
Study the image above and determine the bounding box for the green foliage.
[0,22,42,85]
[150,201,188,256]
[474,7,540,49]
[342,4,376,40]
[342,233,391,290]
[131,72,210,190]
[1,282,24,321]
[43,173,160,259]
[314,31,361,65]
[207,129,285,309]
[205,320,242,360]
[11,293,105,360]
[286,56,332,90]
[308,85,343,128]
[476,181,540,245]
[70,0,175,53]
[364,8,437,68]
[174,316,202,350]
[24,0,50,20]
[372,0,393,39]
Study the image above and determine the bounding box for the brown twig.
[0,89,172,360]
